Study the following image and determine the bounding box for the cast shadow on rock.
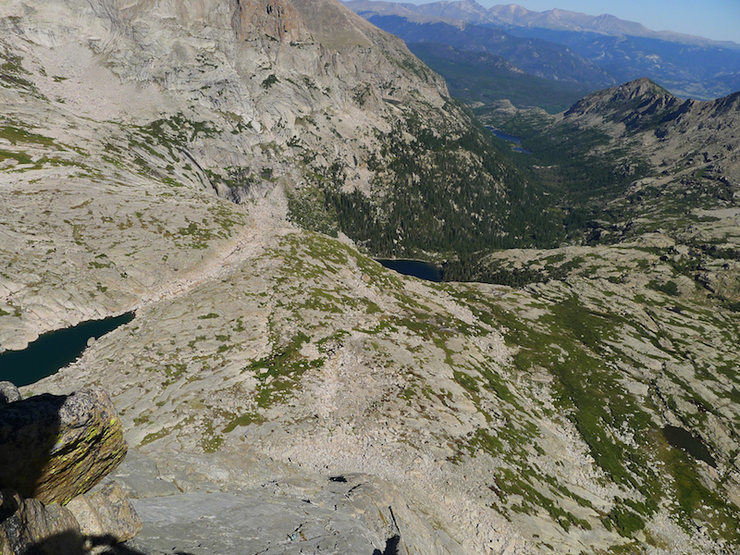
[0,393,66,502]
[1,387,132,555]
[373,534,401,555]
[21,531,196,554]
[1,387,127,504]
[20,531,141,554]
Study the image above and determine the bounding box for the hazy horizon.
[395,0,740,44]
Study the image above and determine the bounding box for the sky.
[408,0,740,44]
[496,1,740,43]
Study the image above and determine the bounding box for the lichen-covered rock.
[0,382,21,406]
[0,489,82,555]
[0,387,127,505]
[66,482,142,543]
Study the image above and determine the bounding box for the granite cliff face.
[1,1,738,554]
[1,0,449,194]
[1,0,537,348]
[0,0,463,347]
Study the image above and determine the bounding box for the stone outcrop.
[111,448,463,554]
[0,489,81,555]
[0,382,21,406]
[236,0,308,43]
[0,387,127,505]
[66,482,142,543]
[0,389,140,552]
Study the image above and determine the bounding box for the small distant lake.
[377,259,442,282]
[486,126,532,154]
[662,425,717,467]
[0,312,135,387]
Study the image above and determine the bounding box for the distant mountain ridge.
[346,0,740,99]
[491,4,659,38]
[363,14,613,85]
[351,0,739,48]
[406,41,592,112]
[490,3,738,47]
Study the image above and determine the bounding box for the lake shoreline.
[376,258,442,282]
[0,312,135,387]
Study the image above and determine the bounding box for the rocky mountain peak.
[394,0,491,24]
[564,77,679,123]
[711,89,740,114]
[558,77,738,185]
[616,76,672,97]
[489,3,529,18]
[449,0,486,11]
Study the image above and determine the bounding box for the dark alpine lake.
[662,425,717,467]
[486,126,532,154]
[377,259,442,282]
[0,312,135,387]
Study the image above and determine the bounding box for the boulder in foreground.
[66,481,142,543]
[0,387,127,504]
[0,489,81,555]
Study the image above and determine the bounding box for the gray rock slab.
[125,491,381,554]
[0,489,82,555]
[97,450,181,500]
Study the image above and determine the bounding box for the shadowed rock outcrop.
[0,388,141,553]
[0,489,81,555]
[0,387,127,505]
